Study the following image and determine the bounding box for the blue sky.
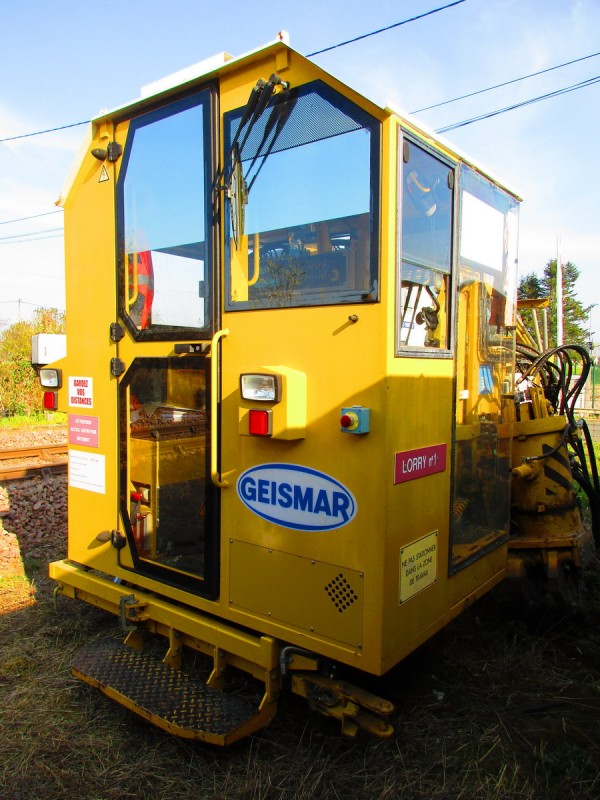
[1,0,599,334]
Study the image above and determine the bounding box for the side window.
[450,166,519,571]
[397,138,454,352]
[117,90,213,340]
[225,81,380,310]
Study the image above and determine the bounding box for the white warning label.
[69,450,105,494]
[68,376,93,408]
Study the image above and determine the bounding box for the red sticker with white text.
[394,444,447,484]
[68,414,99,448]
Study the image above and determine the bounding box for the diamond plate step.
[72,638,264,744]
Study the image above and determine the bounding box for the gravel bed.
[0,427,67,578]
[0,425,68,450]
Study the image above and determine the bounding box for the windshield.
[224,81,380,310]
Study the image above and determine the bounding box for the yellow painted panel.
[229,540,364,647]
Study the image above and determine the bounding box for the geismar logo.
[237,463,357,532]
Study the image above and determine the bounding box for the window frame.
[118,355,219,598]
[395,129,457,359]
[447,163,519,574]
[116,86,218,342]
[223,79,381,312]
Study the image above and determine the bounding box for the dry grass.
[2,557,600,800]
[0,573,35,614]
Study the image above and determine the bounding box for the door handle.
[209,328,229,488]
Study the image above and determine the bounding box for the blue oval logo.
[237,463,357,532]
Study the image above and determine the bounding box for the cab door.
[114,87,221,598]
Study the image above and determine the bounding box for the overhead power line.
[413,49,600,113]
[306,0,466,57]
[0,120,89,144]
[0,210,62,226]
[436,74,600,133]
[1,6,597,150]
[0,233,64,246]
[0,227,63,243]
[0,298,49,308]
[0,9,466,145]
[2,6,466,144]
[0,299,53,309]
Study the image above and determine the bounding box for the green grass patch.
[0,412,67,429]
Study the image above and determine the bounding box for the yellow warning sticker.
[399,530,438,604]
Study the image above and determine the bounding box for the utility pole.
[588,304,597,410]
[556,239,563,347]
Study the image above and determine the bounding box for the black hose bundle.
[515,343,600,546]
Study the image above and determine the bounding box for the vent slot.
[324,573,358,613]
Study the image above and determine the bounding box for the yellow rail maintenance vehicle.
[42,34,598,744]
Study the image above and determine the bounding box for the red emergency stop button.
[340,411,359,431]
[340,406,370,434]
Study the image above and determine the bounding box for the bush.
[0,309,65,417]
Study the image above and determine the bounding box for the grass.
[1,552,600,800]
[0,411,67,429]
[0,574,35,613]
[1,419,600,799]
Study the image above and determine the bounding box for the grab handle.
[209,328,229,488]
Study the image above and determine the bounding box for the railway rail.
[0,443,68,481]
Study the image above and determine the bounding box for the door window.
[117,90,214,339]
[120,357,218,596]
[397,138,454,352]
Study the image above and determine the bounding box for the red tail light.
[248,409,272,436]
[43,391,58,411]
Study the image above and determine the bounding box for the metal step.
[72,637,265,745]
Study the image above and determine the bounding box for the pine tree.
[542,259,588,346]
[517,272,548,348]
[518,259,588,348]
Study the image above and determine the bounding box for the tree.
[518,259,588,348]
[0,308,65,416]
[518,272,544,300]
[543,259,589,346]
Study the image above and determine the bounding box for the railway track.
[0,443,68,481]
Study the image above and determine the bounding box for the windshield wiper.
[217,74,290,246]
[245,90,298,193]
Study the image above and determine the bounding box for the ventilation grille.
[324,573,359,613]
